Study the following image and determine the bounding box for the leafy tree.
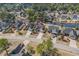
[46,38,52,50]
[36,38,53,55]
[32,3,50,11]
[6,13,15,20]
[35,38,60,56]
[25,8,34,16]
[0,38,9,55]
[27,44,35,54]
[0,11,8,20]
[25,8,38,22]
[0,11,15,22]
[36,43,44,55]
[52,48,59,56]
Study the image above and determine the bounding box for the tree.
[46,38,53,50]
[0,38,9,55]
[25,8,34,16]
[27,44,35,54]
[36,43,44,55]
[35,37,61,56]
[25,8,38,22]
[0,11,8,20]
[52,48,59,56]
[6,13,15,20]
[32,4,49,11]
[36,38,53,55]
[0,11,15,23]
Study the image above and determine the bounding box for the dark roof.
[69,30,77,40]
[76,30,79,36]
[61,15,67,19]
[72,15,78,20]
[63,28,72,34]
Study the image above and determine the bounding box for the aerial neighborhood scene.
[0,3,79,56]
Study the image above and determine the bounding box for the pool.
[62,23,79,28]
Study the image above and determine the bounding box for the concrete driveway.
[36,32,43,40]
[25,30,32,38]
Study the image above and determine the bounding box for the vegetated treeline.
[0,3,79,22]
[0,3,32,12]
[32,3,79,12]
[0,3,79,12]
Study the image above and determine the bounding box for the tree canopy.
[0,38,9,55]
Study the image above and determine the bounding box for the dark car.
[10,44,24,56]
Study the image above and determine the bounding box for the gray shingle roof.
[52,29,59,34]
[69,30,77,39]
[69,30,77,36]
[63,28,72,34]
[76,30,79,36]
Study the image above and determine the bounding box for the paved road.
[54,43,79,55]
[0,33,43,43]
[0,33,79,55]
[0,34,25,40]
[69,38,77,48]
[51,37,79,55]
